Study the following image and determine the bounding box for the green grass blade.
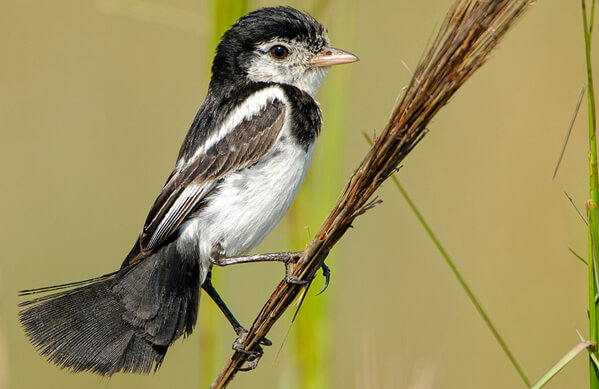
[363,133,531,387]
[553,86,585,179]
[591,0,596,39]
[565,191,589,225]
[288,2,355,387]
[582,0,599,387]
[530,341,594,389]
[571,247,589,265]
[579,329,599,370]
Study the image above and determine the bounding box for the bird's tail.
[18,245,200,376]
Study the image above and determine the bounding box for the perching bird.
[19,6,357,376]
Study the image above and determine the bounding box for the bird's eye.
[269,45,290,59]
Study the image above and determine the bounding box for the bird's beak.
[310,47,359,67]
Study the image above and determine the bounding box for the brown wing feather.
[129,99,286,261]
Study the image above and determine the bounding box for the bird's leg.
[213,251,305,284]
[209,243,331,293]
[201,270,271,370]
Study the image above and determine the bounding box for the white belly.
[178,137,315,278]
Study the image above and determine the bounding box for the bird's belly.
[181,140,315,263]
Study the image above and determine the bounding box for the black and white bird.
[19,6,357,376]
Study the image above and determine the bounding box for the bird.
[18,6,358,376]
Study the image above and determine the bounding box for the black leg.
[201,271,244,335]
[201,270,271,370]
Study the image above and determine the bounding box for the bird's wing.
[135,95,287,258]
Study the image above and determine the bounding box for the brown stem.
[210,1,534,387]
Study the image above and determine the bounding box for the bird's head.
[211,6,358,96]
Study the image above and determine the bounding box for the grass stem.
[582,0,599,387]
[289,3,354,387]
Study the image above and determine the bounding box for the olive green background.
[0,0,593,388]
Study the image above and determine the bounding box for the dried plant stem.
[210,1,533,387]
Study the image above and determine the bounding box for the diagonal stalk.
[210,2,535,386]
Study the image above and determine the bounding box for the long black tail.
[18,243,200,376]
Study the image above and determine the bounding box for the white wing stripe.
[147,184,210,249]
[189,86,287,163]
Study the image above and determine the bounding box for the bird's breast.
[180,135,315,266]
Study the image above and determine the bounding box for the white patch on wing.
[188,86,287,164]
[148,183,212,250]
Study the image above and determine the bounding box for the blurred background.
[0,0,593,388]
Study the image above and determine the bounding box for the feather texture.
[19,238,201,376]
[139,95,287,255]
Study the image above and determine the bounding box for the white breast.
[178,134,315,281]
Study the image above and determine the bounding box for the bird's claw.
[232,328,270,371]
[259,336,272,346]
[284,257,331,295]
[234,346,263,371]
[284,254,308,285]
[285,262,310,285]
[315,263,331,296]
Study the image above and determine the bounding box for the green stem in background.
[287,2,355,387]
[362,133,531,387]
[212,0,250,45]
[583,1,599,388]
[199,2,251,388]
[309,0,334,20]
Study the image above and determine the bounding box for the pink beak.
[310,47,359,67]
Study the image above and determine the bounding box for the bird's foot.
[284,256,331,295]
[232,328,271,371]
[284,252,308,285]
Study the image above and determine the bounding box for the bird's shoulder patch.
[279,84,322,150]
